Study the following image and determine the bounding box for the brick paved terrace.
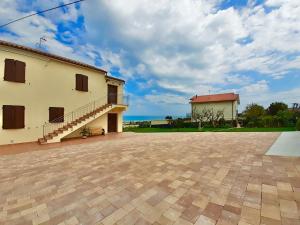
[1,132,300,225]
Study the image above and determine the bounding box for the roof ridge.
[191,92,239,103]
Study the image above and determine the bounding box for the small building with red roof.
[190,93,240,122]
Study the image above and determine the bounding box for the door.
[108,113,118,133]
[108,85,118,104]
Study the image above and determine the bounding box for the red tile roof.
[190,93,240,103]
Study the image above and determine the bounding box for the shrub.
[244,103,265,119]
[151,124,172,128]
[218,118,226,127]
[170,118,185,128]
[138,121,151,128]
[243,103,265,127]
[276,110,294,127]
[262,115,277,127]
[246,121,255,128]
[296,119,300,131]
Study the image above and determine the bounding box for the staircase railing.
[42,94,129,138]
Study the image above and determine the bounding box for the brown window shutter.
[4,59,16,81]
[14,106,25,128]
[49,107,56,122]
[58,107,64,122]
[82,75,88,92]
[2,105,14,129]
[15,60,26,83]
[76,74,82,91]
[2,105,25,129]
[49,107,64,123]
[75,74,88,92]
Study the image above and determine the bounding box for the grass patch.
[124,127,297,133]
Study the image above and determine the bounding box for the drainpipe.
[231,101,234,126]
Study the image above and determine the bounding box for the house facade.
[190,93,240,122]
[0,40,128,145]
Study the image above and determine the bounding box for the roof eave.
[0,40,108,74]
[105,75,125,83]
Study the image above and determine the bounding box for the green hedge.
[244,111,297,128]
[296,119,300,131]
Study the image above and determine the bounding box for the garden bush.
[276,110,294,127]
[296,119,300,131]
[151,121,199,128]
[242,102,298,128]
[138,121,151,128]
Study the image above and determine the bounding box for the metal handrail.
[42,94,129,138]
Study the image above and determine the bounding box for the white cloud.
[242,80,269,94]
[145,94,187,105]
[83,0,247,83]
[0,0,99,67]
[83,0,300,95]
[240,87,300,110]
[1,0,300,115]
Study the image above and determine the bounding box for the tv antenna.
[36,36,47,49]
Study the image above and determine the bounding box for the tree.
[276,110,294,127]
[267,102,288,116]
[206,108,225,127]
[244,103,265,119]
[192,107,209,129]
[192,106,224,128]
[165,115,173,120]
[243,103,265,127]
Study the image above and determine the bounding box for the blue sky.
[1,0,300,116]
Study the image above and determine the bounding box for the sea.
[123,115,183,122]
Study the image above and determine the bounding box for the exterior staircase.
[38,95,128,144]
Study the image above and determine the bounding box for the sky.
[0,0,300,116]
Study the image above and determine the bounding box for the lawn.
[124,127,296,133]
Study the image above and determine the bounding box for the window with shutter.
[49,107,64,123]
[3,59,26,83]
[2,105,25,129]
[15,106,25,128]
[4,59,15,81]
[75,74,88,92]
[15,60,26,83]
[76,74,82,91]
[82,75,88,92]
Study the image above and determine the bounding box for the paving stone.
[203,202,223,221]
[1,132,299,225]
[240,206,260,225]
[260,216,282,225]
[280,199,299,219]
[281,217,300,225]
[261,203,281,220]
[195,215,216,225]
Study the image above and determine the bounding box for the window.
[49,107,64,123]
[108,84,118,104]
[2,105,25,129]
[75,74,88,92]
[4,59,26,83]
